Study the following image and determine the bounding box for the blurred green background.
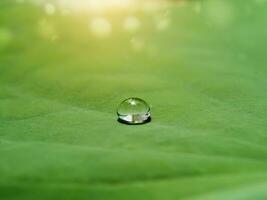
[0,0,267,199]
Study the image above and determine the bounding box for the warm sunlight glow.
[58,0,137,12]
[89,17,112,38]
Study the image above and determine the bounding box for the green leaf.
[0,0,267,199]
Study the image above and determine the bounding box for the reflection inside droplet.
[117,97,151,125]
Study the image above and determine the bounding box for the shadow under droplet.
[117,117,152,125]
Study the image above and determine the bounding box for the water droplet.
[117,97,151,125]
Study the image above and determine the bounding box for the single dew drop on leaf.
[117,97,151,125]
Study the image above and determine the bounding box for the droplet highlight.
[117,97,151,125]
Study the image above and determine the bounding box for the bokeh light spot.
[205,0,235,27]
[130,37,145,51]
[44,3,56,15]
[156,18,170,31]
[193,2,202,14]
[38,19,59,41]
[89,17,112,38]
[123,16,141,33]
[0,28,12,49]
[57,0,137,12]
